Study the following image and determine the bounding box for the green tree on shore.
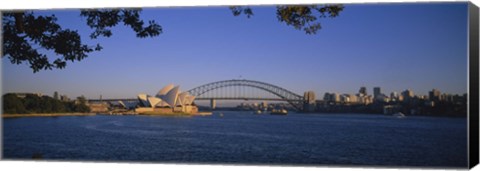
[52,99,66,112]
[74,96,90,113]
[2,93,91,114]
[23,94,42,113]
[3,94,27,114]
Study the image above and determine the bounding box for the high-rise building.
[303,91,317,112]
[323,92,331,101]
[401,89,414,101]
[429,89,441,101]
[332,93,340,102]
[390,92,399,101]
[359,87,367,96]
[303,91,316,104]
[373,87,381,99]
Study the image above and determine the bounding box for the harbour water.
[2,112,467,168]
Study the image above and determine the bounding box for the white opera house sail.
[134,84,198,114]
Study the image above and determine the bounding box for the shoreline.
[2,111,213,118]
[2,111,463,119]
[3,113,96,118]
[137,111,212,116]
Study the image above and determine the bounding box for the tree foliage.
[3,94,27,114]
[231,5,344,34]
[229,6,254,18]
[2,5,343,73]
[80,9,162,39]
[2,9,161,73]
[2,93,90,114]
[74,95,90,112]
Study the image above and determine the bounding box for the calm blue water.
[3,112,467,168]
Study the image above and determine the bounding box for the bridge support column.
[210,99,216,110]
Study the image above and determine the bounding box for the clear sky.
[2,2,469,99]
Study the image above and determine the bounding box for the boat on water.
[254,110,262,114]
[393,112,405,118]
[270,109,288,115]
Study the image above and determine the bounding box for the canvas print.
[1,2,472,169]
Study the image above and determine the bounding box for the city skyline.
[2,3,469,99]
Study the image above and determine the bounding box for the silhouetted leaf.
[231,5,344,34]
[2,9,162,73]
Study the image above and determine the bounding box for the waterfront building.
[398,94,404,102]
[419,95,428,100]
[348,94,358,103]
[429,89,441,101]
[303,91,317,112]
[444,93,454,102]
[357,95,365,104]
[402,89,414,102]
[303,91,316,104]
[359,87,367,96]
[391,92,398,98]
[390,92,399,102]
[87,102,109,113]
[324,92,340,102]
[340,94,350,103]
[373,87,381,99]
[367,95,374,104]
[425,100,435,107]
[333,93,340,102]
[323,92,331,101]
[136,84,197,114]
[357,95,373,105]
[375,94,389,102]
[261,101,268,109]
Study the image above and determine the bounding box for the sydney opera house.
[135,84,198,114]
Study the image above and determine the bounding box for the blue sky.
[2,2,468,99]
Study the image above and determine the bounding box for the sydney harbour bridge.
[88,79,307,111]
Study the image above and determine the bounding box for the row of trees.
[3,93,90,114]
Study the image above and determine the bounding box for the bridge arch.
[187,79,304,110]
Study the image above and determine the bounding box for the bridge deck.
[88,98,303,102]
[195,97,302,101]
